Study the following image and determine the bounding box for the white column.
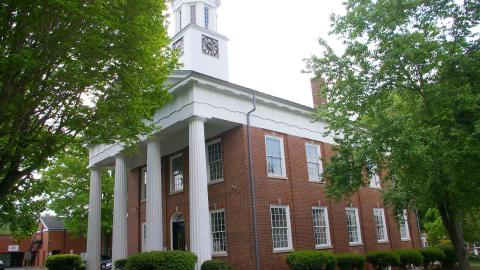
[87,167,101,270]
[112,156,128,266]
[189,117,212,269]
[146,139,163,251]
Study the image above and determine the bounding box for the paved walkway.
[7,268,44,270]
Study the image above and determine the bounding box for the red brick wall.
[125,125,422,270]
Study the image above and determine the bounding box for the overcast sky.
[168,1,346,107]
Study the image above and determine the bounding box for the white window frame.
[141,222,146,252]
[170,154,184,193]
[373,208,389,243]
[265,135,287,178]
[305,143,323,182]
[210,209,227,255]
[270,205,293,252]
[345,207,363,245]
[400,210,411,241]
[369,163,381,189]
[141,167,147,201]
[206,139,224,184]
[190,5,196,25]
[312,207,331,248]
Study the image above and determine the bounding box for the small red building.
[0,216,86,267]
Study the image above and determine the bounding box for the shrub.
[365,251,400,270]
[45,254,83,270]
[286,250,336,270]
[335,253,365,270]
[78,264,86,270]
[201,259,234,270]
[418,247,445,270]
[394,249,423,270]
[438,244,458,269]
[115,259,128,270]
[125,251,197,270]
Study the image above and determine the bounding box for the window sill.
[369,186,382,190]
[212,252,228,257]
[208,179,224,185]
[378,240,389,244]
[140,199,146,203]
[169,190,184,195]
[273,248,294,254]
[349,243,364,247]
[267,175,288,180]
[309,179,325,184]
[401,238,411,242]
[315,245,332,250]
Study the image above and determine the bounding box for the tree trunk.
[438,204,471,270]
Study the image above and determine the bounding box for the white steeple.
[170,0,229,81]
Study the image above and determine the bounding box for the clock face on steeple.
[201,35,219,57]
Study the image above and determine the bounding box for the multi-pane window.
[170,154,184,193]
[312,207,331,247]
[346,208,362,245]
[141,223,146,251]
[373,208,389,242]
[141,167,147,201]
[399,210,410,240]
[305,144,323,181]
[265,135,286,177]
[270,205,293,251]
[190,5,196,25]
[210,210,227,254]
[204,7,210,29]
[207,140,223,182]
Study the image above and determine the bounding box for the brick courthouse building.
[85,1,421,269]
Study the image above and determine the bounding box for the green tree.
[308,0,480,269]
[0,0,177,200]
[43,142,114,238]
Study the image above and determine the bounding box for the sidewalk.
[7,268,44,270]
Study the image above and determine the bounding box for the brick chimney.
[311,77,327,108]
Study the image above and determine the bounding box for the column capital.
[189,116,208,123]
[87,165,102,171]
[146,133,166,143]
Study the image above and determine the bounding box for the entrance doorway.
[171,213,185,251]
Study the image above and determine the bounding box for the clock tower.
[171,0,229,81]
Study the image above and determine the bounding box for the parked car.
[0,260,4,270]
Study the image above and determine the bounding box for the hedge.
[335,253,365,270]
[125,251,197,270]
[418,247,445,270]
[365,251,400,270]
[394,249,423,270]
[201,259,234,270]
[438,244,458,269]
[115,258,128,270]
[45,254,84,270]
[286,250,336,270]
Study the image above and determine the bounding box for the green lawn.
[471,256,480,268]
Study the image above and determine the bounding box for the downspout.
[247,91,260,270]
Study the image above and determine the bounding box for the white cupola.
[170,0,229,81]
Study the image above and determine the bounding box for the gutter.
[247,91,260,270]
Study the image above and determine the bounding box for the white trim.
[345,207,363,245]
[312,206,331,248]
[305,143,324,182]
[141,167,147,202]
[206,138,224,183]
[210,208,228,256]
[373,208,389,243]
[169,153,184,194]
[270,205,293,252]
[265,135,287,178]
